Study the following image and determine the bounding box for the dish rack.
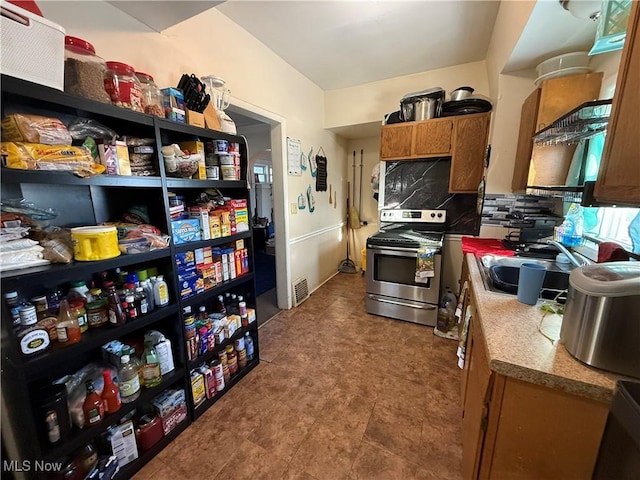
[533,99,613,146]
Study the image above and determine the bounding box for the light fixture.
[560,0,601,21]
[589,0,632,55]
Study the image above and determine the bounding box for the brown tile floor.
[133,273,463,480]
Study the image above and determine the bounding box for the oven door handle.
[367,294,437,311]
[368,246,419,255]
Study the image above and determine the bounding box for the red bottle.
[101,369,121,414]
[82,380,104,426]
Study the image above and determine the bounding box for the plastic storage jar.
[63,36,111,103]
[104,61,144,112]
[136,72,164,117]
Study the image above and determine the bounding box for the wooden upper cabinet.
[512,90,541,192]
[414,118,453,156]
[595,0,640,206]
[510,73,603,192]
[380,113,490,193]
[380,123,414,159]
[450,113,490,193]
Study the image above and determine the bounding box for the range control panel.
[379,209,446,223]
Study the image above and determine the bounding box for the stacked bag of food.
[1,113,105,177]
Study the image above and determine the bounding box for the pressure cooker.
[399,87,445,121]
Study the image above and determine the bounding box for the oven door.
[366,245,441,305]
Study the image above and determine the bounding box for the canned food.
[206,166,219,180]
[228,142,240,153]
[234,337,245,351]
[31,296,49,320]
[215,140,229,153]
[19,305,38,326]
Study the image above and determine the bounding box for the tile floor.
[133,273,463,480]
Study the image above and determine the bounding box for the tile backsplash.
[481,194,558,226]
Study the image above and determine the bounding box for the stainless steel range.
[366,209,446,327]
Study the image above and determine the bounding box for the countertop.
[466,253,618,403]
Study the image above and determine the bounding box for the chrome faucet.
[549,240,590,268]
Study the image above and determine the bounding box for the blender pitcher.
[201,75,230,112]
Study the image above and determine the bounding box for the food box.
[105,420,138,467]
[179,141,206,179]
[230,199,249,232]
[246,308,256,324]
[189,208,210,240]
[209,214,222,239]
[190,370,206,408]
[98,141,131,176]
[160,402,187,435]
[177,264,197,279]
[194,246,212,266]
[161,88,185,124]
[175,250,195,270]
[179,272,205,299]
[152,389,186,417]
[171,218,201,245]
[101,340,126,368]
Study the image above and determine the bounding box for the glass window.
[584,206,640,252]
[253,164,272,183]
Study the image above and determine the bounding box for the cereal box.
[171,218,201,245]
[175,250,195,270]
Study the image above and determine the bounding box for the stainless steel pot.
[450,86,474,101]
[560,262,640,379]
[413,97,439,120]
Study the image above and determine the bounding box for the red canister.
[104,61,143,112]
[136,415,163,451]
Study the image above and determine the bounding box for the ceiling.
[108,0,602,133]
[216,1,501,90]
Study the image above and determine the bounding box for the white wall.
[325,61,491,129]
[40,1,349,304]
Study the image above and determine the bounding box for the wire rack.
[526,186,583,204]
[533,99,613,146]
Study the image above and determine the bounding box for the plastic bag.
[1,198,58,221]
[67,118,118,142]
[1,142,105,177]
[1,113,72,145]
[415,247,435,283]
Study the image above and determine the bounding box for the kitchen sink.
[477,254,574,302]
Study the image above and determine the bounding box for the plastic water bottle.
[436,287,457,333]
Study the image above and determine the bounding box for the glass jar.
[69,299,88,333]
[86,300,108,329]
[136,72,164,117]
[63,36,111,103]
[104,61,144,112]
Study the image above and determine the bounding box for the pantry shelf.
[173,231,252,253]
[187,323,257,370]
[0,168,163,188]
[0,249,172,283]
[179,273,255,308]
[20,305,179,379]
[193,359,259,421]
[165,178,246,190]
[156,118,240,142]
[533,99,613,146]
[114,418,189,479]
[41,368,185,462]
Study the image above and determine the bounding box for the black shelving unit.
[1,75,259,479]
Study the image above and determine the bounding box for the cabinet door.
[511,89,540,193]
[380,123,414,159]
[595,0,640,205]
[414,118,453,156]
[450,113,490,193]
[462,312,493,480]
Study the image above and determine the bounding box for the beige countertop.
[466,253,618,403]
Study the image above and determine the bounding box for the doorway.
[227,104,288,325]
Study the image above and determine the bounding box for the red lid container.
[106,61,135,76]
[65,36,96,55]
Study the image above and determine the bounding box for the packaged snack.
[1,114,72,145]
[1,142,105,177]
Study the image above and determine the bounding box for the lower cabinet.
[461,264,609,479]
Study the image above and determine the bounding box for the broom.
[338,181,357,273]
[349,151,361,230]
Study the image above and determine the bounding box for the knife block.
[203,103,221,131]
[185,108,205,128]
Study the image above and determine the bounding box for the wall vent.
[292,277,310,307]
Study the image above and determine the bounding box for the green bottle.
[141,341,162,388]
